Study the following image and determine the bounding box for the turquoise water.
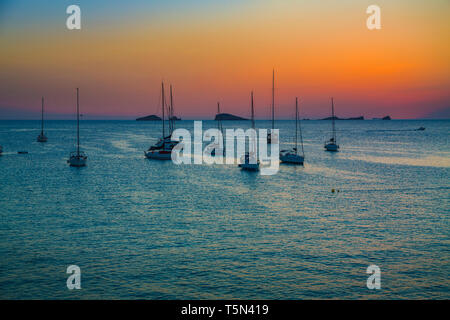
[0,119,449,299]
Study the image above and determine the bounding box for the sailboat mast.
[298,98,305,157]
[41,96,44,134]
[217,102,222,132]
[76,88,80,156]
[169,84,174,135]
[295,97,298,155]
[331,97,336,142]
[272,69,275,129]
[161,82,165,138]
[251,91,255,130]
[251,91,256,154]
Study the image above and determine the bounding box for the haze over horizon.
[1,0,449,120]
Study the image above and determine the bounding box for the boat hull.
[239,163,260,171]
[280,153,304,164]
[144,150,172,160]
[324,143,339,152]
[68,155,87,167]
[37,134,47,142]
[239,153,260,171]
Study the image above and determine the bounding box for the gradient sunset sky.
[0,0,449,119]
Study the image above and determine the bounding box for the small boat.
[18,151,29,154]
[267,69,278,144]
[280,97,304,165]
[210,102,225,156]
[416,127,426,131]
[145,82,179,160]
[239,152,260,171]
[67,88,87,167]
[239,91,260,171]
[0,145,2,155]
[37,97,48,142]
[324,97,340,152]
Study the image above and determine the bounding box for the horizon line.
[0,118,448,121]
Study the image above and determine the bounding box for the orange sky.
[0,0,449,119]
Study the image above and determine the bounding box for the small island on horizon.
[321,116,364,120]
[215,113,248,121]
[320,115,392,120]
[136,115,181,121]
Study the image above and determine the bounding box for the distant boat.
[217,102,224,137]
[210,102,225,156]
[144,82,179,160]
[324,97,340,152]
[416,127,426,131]
[280,97,305,165]
[0,145,2,155]
[267,69,278,144]
[67,88,87,167]
[37,97,48,142]
[239,91,260,171]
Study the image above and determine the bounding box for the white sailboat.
[267,69,277,144]
[144,82,179,160]
[280,97,305,165]
[67,88,87,167]
[37,97,48,142]
[324,97,339,152]
[239,91,260,171]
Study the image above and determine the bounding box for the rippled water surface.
[0,119,449,299]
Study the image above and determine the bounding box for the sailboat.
[239,91,260,171]
[267,69,277,144]
[324,97,339,152]
[210,102,225,156]
[144,82,179,160]
[67,88,87,167]
[0,145,3,155]
[37,97,48,142]
[280,97,305,164]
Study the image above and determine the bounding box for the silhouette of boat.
[239,91,260,171]
[324,97,340,152]
[37,97,48,142]
[144,82,179,160]
[280,97,305,165]
[67,88,87,167]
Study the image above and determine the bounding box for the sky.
[0,0,449,119]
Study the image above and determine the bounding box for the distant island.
[136,115,161,121]
[373,116,392,120]
[321,116,364,120]
[136,115,181,121]
[215,113,248,121]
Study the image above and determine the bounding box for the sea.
[0,119,449,299]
